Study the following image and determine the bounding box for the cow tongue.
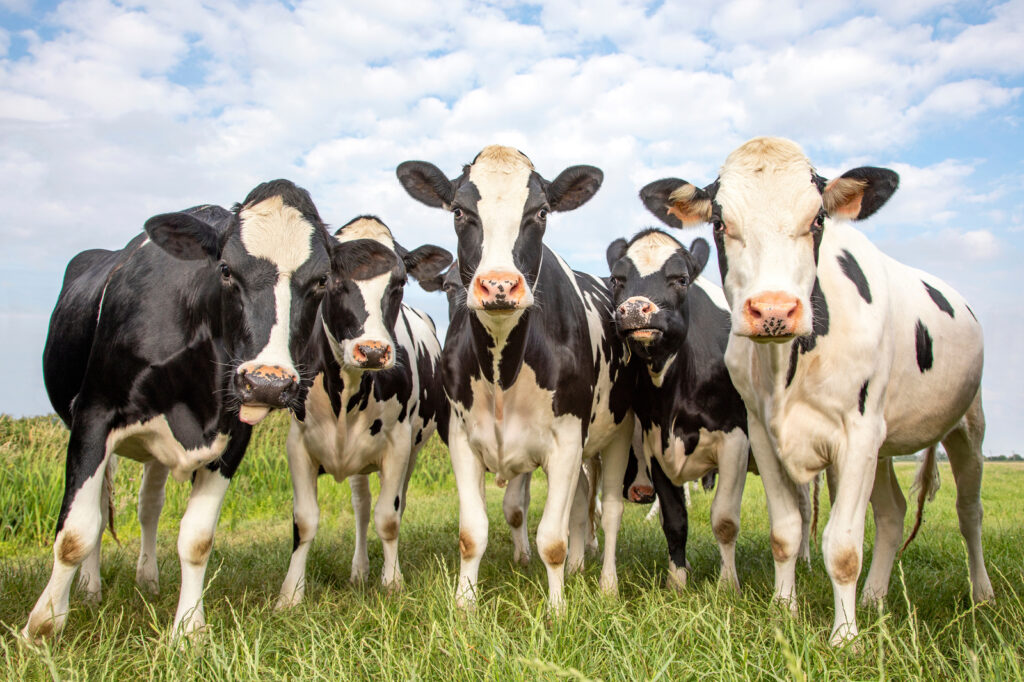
[239,405,271,425]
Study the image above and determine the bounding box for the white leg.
[136,460,169,595]
[711,433,747,592]
[598,424,631,596]
[860,458,906,605]
[172,467,231,639]
[277,429,320,609]
[566,466,589,575]
[585,458,601,555]
[797,480,813,564]
[536,445,583,613]
[683,481,692,508]
[943,391,994,602]
[349,474,371,584]
[450,422,488,609]
[503,473,532,566]
[375,437,412,591]
[78,469,109,605]
[644,497,661,523]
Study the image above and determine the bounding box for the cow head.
[324,216,452,371]
[396,146,603,321]
[144,180,332,424]
[639,137,898,341]
[606,230,710,383]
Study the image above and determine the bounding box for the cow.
[276,216,452,607]
[396,145,635,610]
[639,136,992,645]
[24,180,333,641]
[606,230,749,591]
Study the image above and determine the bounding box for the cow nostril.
[641,302,653,314]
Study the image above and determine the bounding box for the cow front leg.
[711,432,748,593]
[747,416,802,616]
[503,473,532,566]
[277,429,320,609]
[821,427,881,646]
[136,460,169,595]
[450,423,488,609]
[78,459,113,605]
[650,457,689,591]
[23,416,112,642]
[566,466,590,575]
[349,474,372,584]
[860,458,906,606]
[536,442,584,613]
[172,466,231,639]
[375,439,412,592]
[598,424,631,596]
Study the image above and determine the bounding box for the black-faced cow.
[397,146,634,609]
[25,181,332,641]
[607,230,749,591]
[641,137,991,645]
[276,216,452,607]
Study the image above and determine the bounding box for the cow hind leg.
[711,434,747,593]
[650,459,689,591]
[78,462,112,605]
[277,435,320,609]
[503,473,532,566]
[943,391,994,603]
[349,474,372,585]
[597,424,631,596]
[566,466,589,575]
[24,416,112,642]
[136,460,169,595]
[375,445,411,592]
[860,458,906,606]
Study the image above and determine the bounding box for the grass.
[2,412,1023,680]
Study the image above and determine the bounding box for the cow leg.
[172,466,231,639]
[136,460,169,595]
[537,446,583,613]
[585,458,601,555]
[78,462,111,605]
[644,497,661,523]
[683,481,692,508]
[598,423,631,596]
[650,458,689,591]
[943,391,994,603]
[711,433,747,593]
[821,426,881,646]
[566,466,589,575]
[747,416,802,616]
[451,423,488,609]
[860,458,906,606]
[375,439,412,591]
[797,481,813,564]
[277,430,320,609]
[349,474,372,584]
[23,417,112,641]
[503,472,532,566]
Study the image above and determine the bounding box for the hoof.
[599,574,618,597]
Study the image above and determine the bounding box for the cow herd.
[22,137,992,648]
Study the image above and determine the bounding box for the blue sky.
[1,0,1022,453]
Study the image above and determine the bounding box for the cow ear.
[396,161,455,209]
[688,238,710,278]
[144,212,221,261]
[547,165,603,212]
[640,178,714,229]
[606,238,628,271]
[404,244,454,291]
[823,167,899,221]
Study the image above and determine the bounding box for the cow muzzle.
[471,271,529,312]
[350,340,393,370]
[234,365,300,424]
[617,297,662,343]
[741,291,804,339]
[628,484,656,504]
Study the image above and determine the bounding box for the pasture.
[2,412,1023,681]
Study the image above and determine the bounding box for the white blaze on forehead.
[626,231,683,277]
[469,145,534,275]
[335,217,395,249]
[239,195,314,271]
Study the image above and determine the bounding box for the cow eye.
[452,207,464,219]
[317,274,329,288]
[219,263,231,280]
[712,220,726,235]
[673,276,689,287]
[812,213,824,230]
[538,208,549,221]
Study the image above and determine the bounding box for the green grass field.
[2,412,1023,681]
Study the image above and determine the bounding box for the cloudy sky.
[1,0,1022,454]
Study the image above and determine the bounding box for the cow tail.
[902,445,940,552]
[811,472,821,549]
[104,458,121,546]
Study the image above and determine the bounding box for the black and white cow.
[606,230,749,591]
[25,181,333,641]
[276,216,452,606]
[397,146,635,609]
[641,137,992,645]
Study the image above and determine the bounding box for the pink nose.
[744,292,802,337]
[352,340,392,367]
[473,271,526,310]
[629,484,655,503]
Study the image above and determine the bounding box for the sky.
[1,0,1022,454]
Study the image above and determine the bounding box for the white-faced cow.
[397,146,635,609]
[606,230,749,591]
[640,137,992,645]
[25,181,333,641]
[276,216,452,607]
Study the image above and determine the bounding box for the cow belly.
[650,426,738,485]
[108,416,229,482]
